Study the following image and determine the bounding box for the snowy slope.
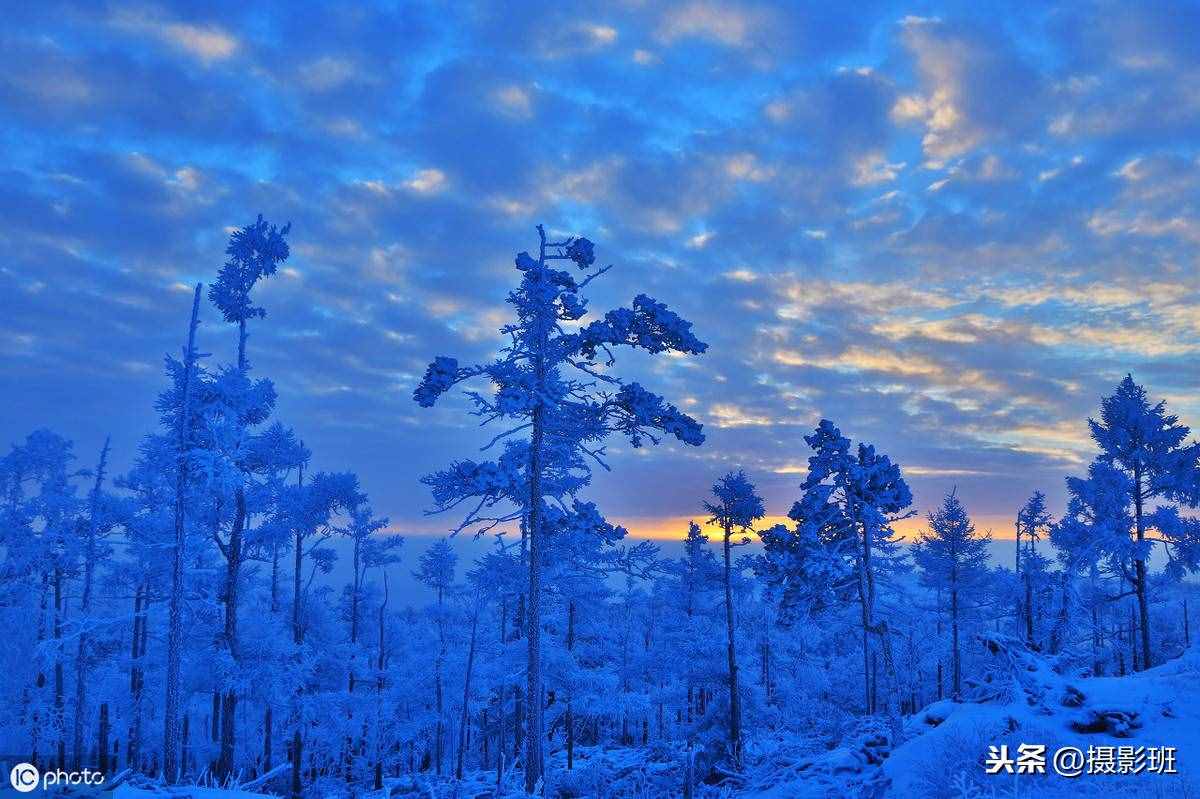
[879,638,1200,799]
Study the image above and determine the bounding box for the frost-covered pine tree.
[703,471,764,768]
[912,490,990,701]
[414,226,706,790]
[205,215,291,778]
[1016,491,1052,646]
[1052,460,1133,674]
[415,538,457,776]
[0,429,81,769]
[783,420,912,727]
[1087,375,1200,668]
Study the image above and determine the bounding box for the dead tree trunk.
[54,565,65,770]
[98,702,110,774]
[72,437,110,768]
[164,284,201,783]
[456,600,481,779]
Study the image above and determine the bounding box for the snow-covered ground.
[96,639,1200,799]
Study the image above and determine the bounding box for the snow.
[878,638,1200,798]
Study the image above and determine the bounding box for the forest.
[2,218,1199,799]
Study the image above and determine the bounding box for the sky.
[2,1,1199,550]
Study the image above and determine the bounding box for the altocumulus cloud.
[0,0,1197,542]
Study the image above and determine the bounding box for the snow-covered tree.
[782,420,913,727]
[1016,490,1053,646]
[912,490,990,701]
[415,537,457,775]
[413,225,706,790]
[1087,375,1200,669]
[703,471,764,767]
[205,214,292,779]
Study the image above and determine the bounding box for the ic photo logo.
[6,761,106,793]
[9,762,39,793]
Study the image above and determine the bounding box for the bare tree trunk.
[73,438,110,767]
[859,526,874,714]
[54,566,65,770]
[98,702,110,774]
[132,593,149,769]
[293,462,305,644]
[211,689,221,742]
[951,578,961,701]
[566,600,575,770]
[1130,604,1139,672]
[270,543,280,614]
[164,284,201,783]
[497,594,507,787]
[1185,599,1191,648]
[721,520,741,767]
[182,714,190,778]
[291,462,305,799]
[291,730,302,799]
[435,586,445,775]
[219,487,245,780]
[1133,468,1152,669]
[31,571,49,765]
[264,706,273,771]
[374,573,388,790]
[349,536,361,694]
[1014,514,1022,631]
[456,601,481,779]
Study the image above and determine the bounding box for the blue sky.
[2,1,1198,542]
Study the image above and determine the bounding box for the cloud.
[894,16,1045,165]
[110,9,239,63]
[657,3,764,47]
[2,0,1198,553]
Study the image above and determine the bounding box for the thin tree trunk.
[293,462,305,645]
[1185,599,1191,648]
[98,702,110,774]
[566,600,575,770]
[497,594,506,787]
[54,566,65,770]
[456,601,481,779]
[264,706,272,772]
[219,487,245,779]
[1014,514,1022,631]
[73,438,110,767]
[291,730,302,799]
[951,578,961,701]
[524,244,549,793]
[1130,605,1139,672]
[211,689,221,742]
[349,535,361,693]
[290,462,305,799]
[859,524,873,714]
[1133,468,1152,669]
[435,586,445,775]
[217,316,250,781]
[271,543,280,614]
[374,573,388,790]
[722,520,741,767]
[164,284,201,784]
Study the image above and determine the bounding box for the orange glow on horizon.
[611,513,1022,542]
